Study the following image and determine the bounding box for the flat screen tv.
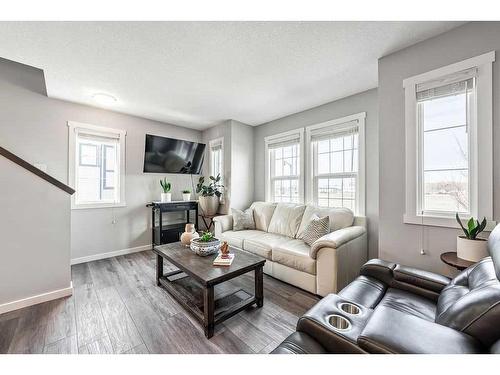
[143,134,205,174]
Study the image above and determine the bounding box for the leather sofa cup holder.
[327,314,351,331]
[339,302,361,315]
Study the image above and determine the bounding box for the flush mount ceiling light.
[92,93,117,105]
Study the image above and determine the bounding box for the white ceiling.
[0,21,464,130]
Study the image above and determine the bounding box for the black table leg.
[255,266,264,308]
[203,285,215,338]
[156,254,163,286]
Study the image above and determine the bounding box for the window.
[265,129,304,203]
[404,51,495,227]
[68,122,126,209]
[306,113,366,215]
[209,138,224,180]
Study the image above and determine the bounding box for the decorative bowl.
[190,237,221,256]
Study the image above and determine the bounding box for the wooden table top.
[154,242,266,285]
[440,251,475,271]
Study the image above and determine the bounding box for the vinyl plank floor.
[0,250,320,354]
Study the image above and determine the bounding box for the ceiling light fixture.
[92,93,117,105]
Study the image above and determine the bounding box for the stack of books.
[213,253,235,266]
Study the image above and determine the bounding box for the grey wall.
[0,57,202,262]
[0,156,71,310]
[378,22,500,275]
[230,120,255,210]
[253,89,379,258]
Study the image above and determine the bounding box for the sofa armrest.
[393,264,450,294]
[213,215,233,237]
[359,259,396,285]
[358,306,482,354]
[310,226,366,259]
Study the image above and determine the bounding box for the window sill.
[403,214,496,231]
[71,202,127,210]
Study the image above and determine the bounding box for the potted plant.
[182,189,191,201]
[196,174,223,216]
[456,213,488,262]
[189,231,221,256]
[160,178,172,202]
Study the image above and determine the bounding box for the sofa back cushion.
[250,201,277,231]
[267,203,306,238]
[297,205,354,238]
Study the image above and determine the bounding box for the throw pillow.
[301,215,330,246]
[232,208,255,231]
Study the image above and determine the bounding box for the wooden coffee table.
[153,242,266,338]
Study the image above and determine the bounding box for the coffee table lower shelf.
[157,268,263,338]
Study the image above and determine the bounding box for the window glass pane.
[329,199,343,208]
[422,94,467,131]
[424,170,468,212]
[331,151,343,173]
[352,149,358,172]
[331,137,343,151]
[283,146,292,158]
[329,178,342,199]
[318,140,329,154]
[80,144,98,166]
[105,146,116,170]
[343,150,353,172]
[274,157,283,177]
[104,171,115,189]
[283,158,293,176]
[424,126,467,171]
[318,178,328,201]
[343,199,355,211]
[343,177,356,199]
[318,153,329,174]
[318,198,328,207]
[343,135,353,150]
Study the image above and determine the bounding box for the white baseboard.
[0,283,73,315]
[71,244,151,265]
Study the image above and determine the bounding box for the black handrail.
[0,146,75,195]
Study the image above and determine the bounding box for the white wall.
[253,89,379,258]
[378,22,500,275]
[0,157,71,312]
[0,57,202,262]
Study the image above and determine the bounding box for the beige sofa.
[214,202,367,296]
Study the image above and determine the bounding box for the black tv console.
[146,201,199,247]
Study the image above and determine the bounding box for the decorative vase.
[199,196,219,216]
[180,223,199,246]
[457,236,488,262]
[161,192,171,203]
[190,237,221,256]
[182,193,191,201]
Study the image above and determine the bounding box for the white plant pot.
[457,236,488,262]
[161,192,171,203]
[182,193,191,201]
[199,196,219,216]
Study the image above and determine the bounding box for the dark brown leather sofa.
[272,224,500,354]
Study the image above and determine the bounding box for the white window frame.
[305,112,366,215]
[403,51,495,228]
[68,121,127,209]
[264,128,305,203]
[209,137,224,180]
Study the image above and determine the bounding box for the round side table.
[440,252,475,271]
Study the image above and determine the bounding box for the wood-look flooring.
[0,250,319,354]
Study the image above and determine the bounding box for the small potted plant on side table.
[160,178,172,202]
[182,190,191,201]
[456,213,488,262]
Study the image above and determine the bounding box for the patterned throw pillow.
[232,208,255,231]
[301,215,330,246]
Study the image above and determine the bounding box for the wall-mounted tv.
[143,134,205,174]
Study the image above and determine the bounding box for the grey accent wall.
[253,89,379,258]
[378,22,500,275]
[0,58,202,262]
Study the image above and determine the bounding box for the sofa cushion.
[243,232,290,259]
[301,215,330,246]
[297,205,354,238]
[220,230,263,249]
[272,239,316,275]
[232,207,255,231]
[267,203,306,238]
[377,288,436,321]
[250,201,277,232]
